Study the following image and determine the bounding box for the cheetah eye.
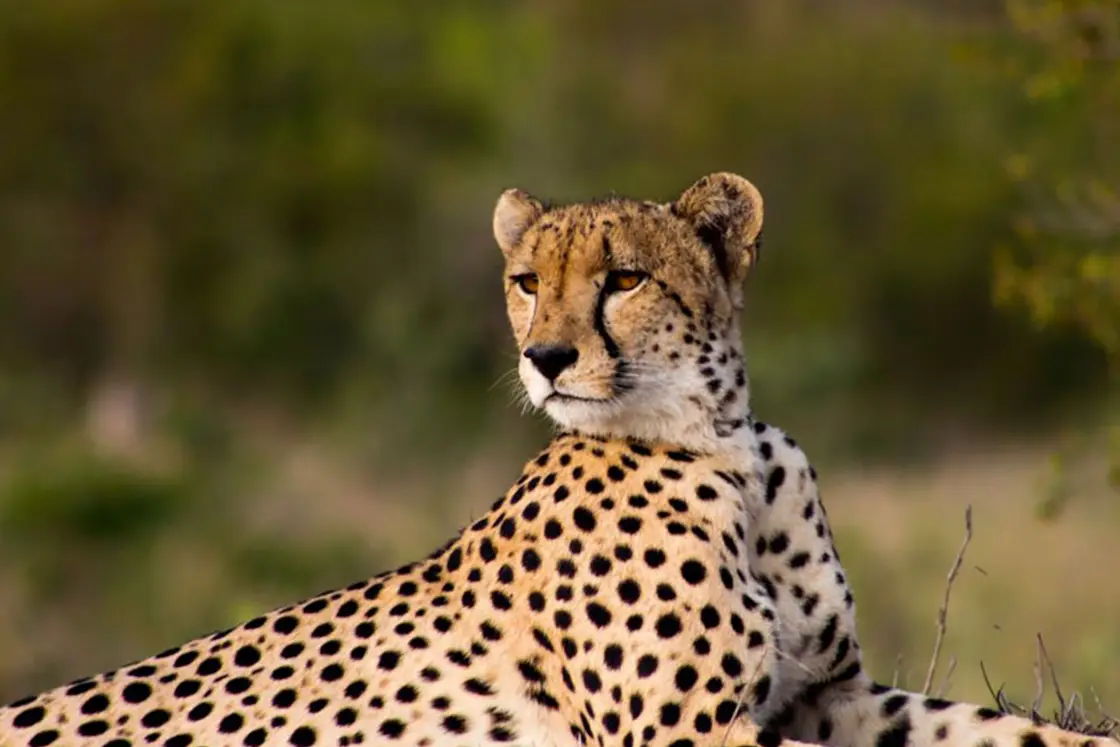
[511,273,539,295]
[605,270,647,293]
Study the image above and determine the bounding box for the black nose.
[524,344,579,382]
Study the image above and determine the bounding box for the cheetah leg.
[745,423,866,727]
[779,682,1119,747]
[745,424,1118,747]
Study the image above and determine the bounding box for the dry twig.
[922,505,972,695]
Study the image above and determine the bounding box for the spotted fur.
[0,173,1112,747]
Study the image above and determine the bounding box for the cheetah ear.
[493,188,545,258]
[672,172,764,286]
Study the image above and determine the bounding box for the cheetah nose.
[524,344,579,382]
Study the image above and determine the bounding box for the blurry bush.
[0,0,1111,463]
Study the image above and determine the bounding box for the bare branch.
[922,505,973,695]
[936,656,957,698]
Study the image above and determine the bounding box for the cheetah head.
[493,172,764,451]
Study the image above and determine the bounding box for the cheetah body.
[1,173,1114,747]
[0,430,831,747]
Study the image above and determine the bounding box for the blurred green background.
[0,0,1117,713]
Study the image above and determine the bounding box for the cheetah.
[0,173,1113,747]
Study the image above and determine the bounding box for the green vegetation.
[0,0,1115,714]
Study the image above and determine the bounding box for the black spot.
[378,651,400,670]
[65,681,98,696]
[582,669,602,692]
[680,560,707,584]
[443,715,469,734]
[187,702,212,721]
[196,657,221,676]
[618,516,642,534]
[379,720,406,739]
[711,700,739,727]
[1021,733,1047,747]
[976,708,1004,721]
[273,690,297,708]
[219,713,244,733]
[924,697,953,711]
[644,549,666,568]
[882,694,909,717]
[302,598,329,614]
[636,655,659,677]
[518,660,545,683]
[226,677,251,694]
[655,613,682,638]
[765,466,787,503]
[490,726,516,742]
[696,484,718,501]
[174,680,201,698]
[573,507,596,531]
[273,616,298,634]
[876,716,912,747]
[768,532,790,554]
[290,726,318,745]
[13,706,46,729]
[122,682,152,704]
[586,602,612,628]
[660,703,681,726]
[521,549,541,572]
[346,680,370,698]
[675,665,699,692]
[529,627,554,652]
[817,614,839,652]
[80,695,109,715]
[600,645,623,671]
[464,679,493,696]
[29,731,59,747]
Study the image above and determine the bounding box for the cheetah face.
[493,172,764,444]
